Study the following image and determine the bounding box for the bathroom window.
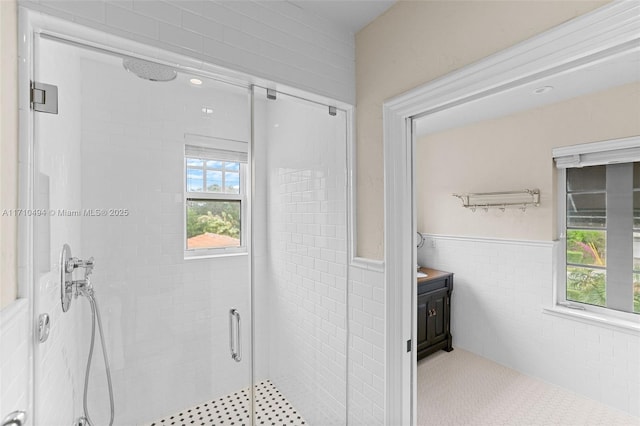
[554,138,640,318]
[184,137,247,257]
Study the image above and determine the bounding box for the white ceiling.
[288,0,396,34]
[415,47,640,137]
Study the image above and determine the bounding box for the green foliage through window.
[566,230,606,266]
[186,200,240,249]
[566,229,607,307]
[634,275,640,314]
[567,267,606,308]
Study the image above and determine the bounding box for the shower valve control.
[60,244,97,312]
[67,257,95,276]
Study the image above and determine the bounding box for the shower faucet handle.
[78,257,94,268]
[66,256,95,275]
[83,257,95,271]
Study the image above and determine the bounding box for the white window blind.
[553,136,640,168]
[185,133,248,163]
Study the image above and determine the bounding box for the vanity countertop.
[417,267,452,284]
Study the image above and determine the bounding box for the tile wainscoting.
[348,258,385,426]
[0,300,30,420]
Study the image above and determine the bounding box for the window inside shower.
[184,139,248,255]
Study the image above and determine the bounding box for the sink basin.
[417,271,428,278]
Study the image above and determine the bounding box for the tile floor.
[148,380,306,426]
[417,349,639,425]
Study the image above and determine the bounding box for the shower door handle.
[229,308,241,362]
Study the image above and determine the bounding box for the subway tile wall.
[348,261,385,426]
[419,235,640,417]
[18,0,356,104]
[253,90,349,425]
[0,300,30,421]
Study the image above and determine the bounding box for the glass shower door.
[31,34,253,426]
[252,87,349,425]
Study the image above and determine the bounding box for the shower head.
[122,57,177,82]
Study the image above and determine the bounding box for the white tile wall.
[0,300,30,421]
[419,234,640,417]
[252,88,349,425]
[18,0,356,104]
[348,260,385,426]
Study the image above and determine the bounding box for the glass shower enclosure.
[253,87,349,425]
[28,31,348,425]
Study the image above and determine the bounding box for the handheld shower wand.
[59,244,115,426]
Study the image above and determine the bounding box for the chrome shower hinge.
[30,81,58,114]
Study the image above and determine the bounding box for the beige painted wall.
[355,0,608,259]
[0,0,18,309]
[416,82,640,241]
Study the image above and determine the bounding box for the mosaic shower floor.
[148,380,306,426]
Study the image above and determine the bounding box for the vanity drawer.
[418,275,452,295]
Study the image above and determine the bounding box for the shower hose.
[82,292,115,426]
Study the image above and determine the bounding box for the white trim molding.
[543,306,640,335]
[382,2,640,425]
[421,233,556,249]
[351,257,385,272]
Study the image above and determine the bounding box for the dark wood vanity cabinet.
[417,268,453,360]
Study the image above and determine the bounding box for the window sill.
[543,305,640,335]
[184,251,248,261]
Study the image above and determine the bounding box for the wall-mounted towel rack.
[452,189,540,212]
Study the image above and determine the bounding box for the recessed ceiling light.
[190,78,203,86]
[533,86,554,95]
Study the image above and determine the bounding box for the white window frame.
[553,136,640,324]
[183,134,248,259]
